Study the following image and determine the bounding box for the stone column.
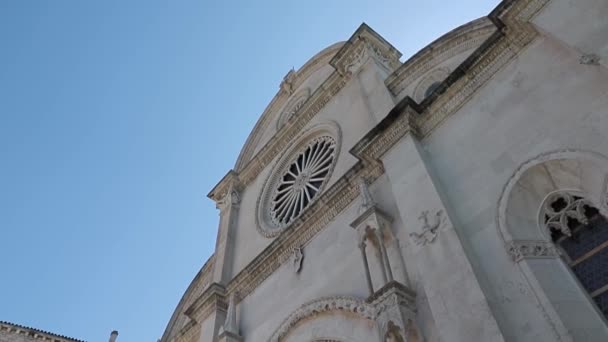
[375,229,394,282]
[381,133,505,342]
[359,240,374,295]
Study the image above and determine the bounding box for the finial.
[109,330,118,342]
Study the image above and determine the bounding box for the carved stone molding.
[369,281,418,340]
[216,189,241,212]
[161,255,215,342]
[184,283,228,323]
[409,209,446,246]
[506,240,560,263]
[386,17,495,97]
[268,296,376,342]
[330,24,402,77]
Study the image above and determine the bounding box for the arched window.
[424,82,441,98]
[541,191,608,318]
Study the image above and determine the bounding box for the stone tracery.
[270,136,337,227]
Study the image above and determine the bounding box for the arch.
[386,16,495,98]
[496,149,608,340]
[268,296,375,342]
[497,149,608,245]
[412,67,450,103]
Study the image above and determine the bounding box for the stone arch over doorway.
[268,296,376,342]
[497,149,608,341]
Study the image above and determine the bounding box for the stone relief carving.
[291,246,303,273]
[506,240,560,263]
[280,68,297,95]
[409,210,444,246]
[579,53,600,65]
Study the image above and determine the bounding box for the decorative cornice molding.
[386,17,495,98]
[161,254,215,342]
[506,240,560,262]
[184,283,228,323]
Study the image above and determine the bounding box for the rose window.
[269,136,336,226]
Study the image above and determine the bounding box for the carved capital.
[216,189,241,212]
[506,240,560,263]
[370,281,418,340]
[330,25,401,77]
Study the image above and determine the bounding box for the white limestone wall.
[229,58,397,280]
[419,32,608,341]
[533,0,608,68]
[237,173,441,342]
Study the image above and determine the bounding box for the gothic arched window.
[541,191,608,318]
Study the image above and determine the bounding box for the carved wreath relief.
[410,209,444,246]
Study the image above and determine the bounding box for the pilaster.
[208,171,242,285]
[184,283,228,342]
[380,132,505,342]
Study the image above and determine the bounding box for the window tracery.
[541,191,608,318]
[270,136,336,227]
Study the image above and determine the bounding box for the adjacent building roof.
[0,321,84,342]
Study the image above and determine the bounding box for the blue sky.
[0,1,497,341]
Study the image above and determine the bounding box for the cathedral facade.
[161,0,608,341]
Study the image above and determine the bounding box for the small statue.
[291,246,304,273]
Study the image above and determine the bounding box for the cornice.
[386,17,496,97]
[161,254,215,342]
[184,283,228,323]
[187,0,552,326]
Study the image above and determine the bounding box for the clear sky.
[0,1,497,341]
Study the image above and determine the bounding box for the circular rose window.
[269,136,336,226]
